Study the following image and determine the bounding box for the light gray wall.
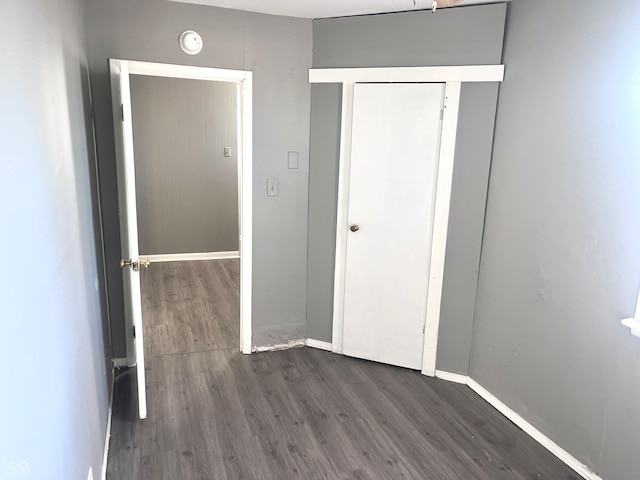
[87,0,312,354]
[306,84,342,342]
[469,1,640,478]
[438,82,499,373]
[130,75,239,255]
[307,4,506,373]
[0,0,110,478]
[312,5,507,69]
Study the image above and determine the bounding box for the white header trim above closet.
[309,65,504,84]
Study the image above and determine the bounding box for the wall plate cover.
[267,179,279,197]
[287,151,299,169]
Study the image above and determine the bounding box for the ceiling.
[168,0,506,19]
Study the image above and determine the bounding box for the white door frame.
[112,59,253,355]
[309,65,504,377]
[110,59,148,419]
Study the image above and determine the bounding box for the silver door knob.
[350,225,360,232]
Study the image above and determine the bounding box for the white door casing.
[109,59,254,419]
[109,59,148,419]
[342,83,444,370]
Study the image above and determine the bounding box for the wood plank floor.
[140,259,240,357]
[107,260,579,480]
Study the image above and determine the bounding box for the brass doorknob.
[120,258,150,271]
[120,259,139,271]
[350,225,360,232]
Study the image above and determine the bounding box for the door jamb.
[309,65,504,376]
[115,59,253,355]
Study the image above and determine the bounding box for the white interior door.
[109,59,147,419]
[342,83,444,370]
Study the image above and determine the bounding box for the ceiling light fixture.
[179,30,203,55]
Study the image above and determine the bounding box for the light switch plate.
[224,147,232,157]
[267,179,279,196]
[287,151,299,169]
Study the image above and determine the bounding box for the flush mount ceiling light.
[413,0,464,12]
[179,30,203,55]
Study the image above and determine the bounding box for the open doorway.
[110,59,252,418]
[129,73,241,357]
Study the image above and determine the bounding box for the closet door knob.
[350,225,360,232]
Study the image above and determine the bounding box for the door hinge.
[440,109,444,120]
[133,325,136,338]
[422,325,425,334]
[121,104,124,121]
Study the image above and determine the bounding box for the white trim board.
[110,59,253,356]
[434,371,602,480]
[434,369,467,384]
[126,60,250,82]
[421,81,461,377]
[238,72,253,355]
[309,65,504,84]
[330,81,355,354]
[142,251,239,263]
[306,339,333,351]
[101,372,114,480]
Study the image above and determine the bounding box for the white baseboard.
[306,339,333,351]
[465,378,602,480]
[142,251,240,263]
[253,339,306,352]
[435,369,468,384]
[101,370,114,480]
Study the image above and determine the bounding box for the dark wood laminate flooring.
[107,260,579,480]
[141,259,240,356]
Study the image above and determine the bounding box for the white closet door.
[342,83,444,370]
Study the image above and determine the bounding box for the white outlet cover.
[287,151,299,169]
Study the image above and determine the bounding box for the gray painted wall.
[0,0,110,478]
[312,5,507,69]
[438,82,499,373]
[306,84,342,342]
[87,0,312,354]
[469,1,640,478]
[130,75,239,255]
[307,4,506,373]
